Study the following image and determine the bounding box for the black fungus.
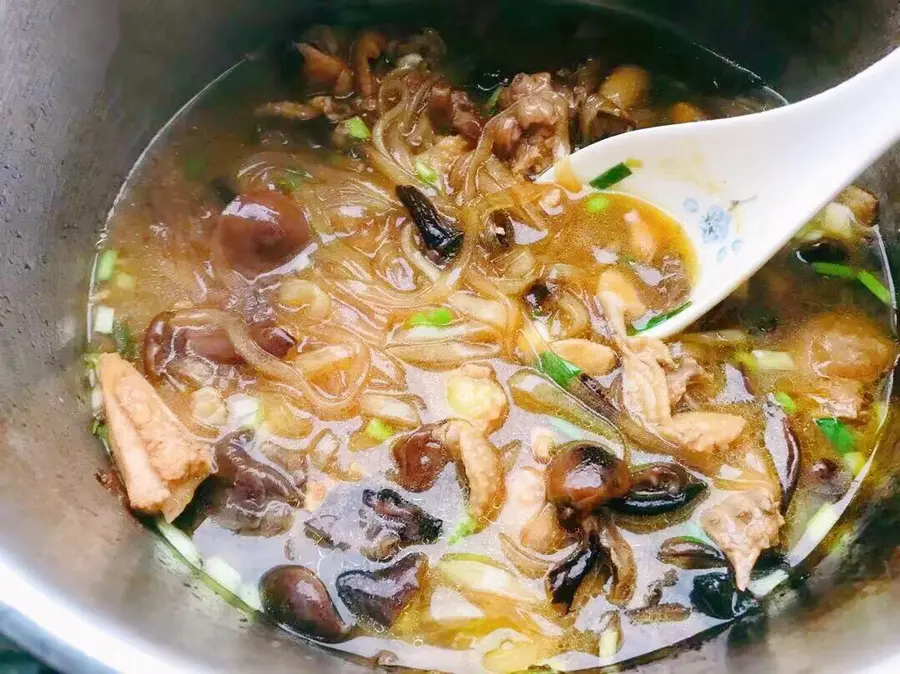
[396,185,463,262]
[391,425,451,492]
[336,553,428,627]
[523,281,553,316]
[763,401,801,512]
[305,487,442,562]
[657,537,727,570]
[547,541,601,613]
[610,463,706,516]
[209,430,304,536]
[260,565,350,642]
[209,177,238,205]
[690,572,759,620]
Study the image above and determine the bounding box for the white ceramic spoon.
[540,47,900,338]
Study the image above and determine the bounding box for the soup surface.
[85,19,897,673]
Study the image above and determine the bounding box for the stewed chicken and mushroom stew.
[85,22,897,673]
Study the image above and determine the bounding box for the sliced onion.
[391,320,499,345]
[556,289,591,338]
[449,292,507,329]
[359,392,424,428]
[499,533,554,579]
[388,340,501,368]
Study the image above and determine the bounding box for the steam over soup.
[85,19,896,673]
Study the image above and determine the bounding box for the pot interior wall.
[0,1,898,672]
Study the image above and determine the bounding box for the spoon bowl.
[541,47,900,338]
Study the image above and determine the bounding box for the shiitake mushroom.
[336,553,428,628]
[260,565,350,642]
[391,424,451,492]
[689,571,758,620]
[396,185,463,263]
[545,442,631,526]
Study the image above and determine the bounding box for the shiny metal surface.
[0,1,898,672]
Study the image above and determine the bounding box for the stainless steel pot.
[1,1,899,672]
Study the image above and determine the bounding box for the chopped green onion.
[238,583,263,611]
[858,270,892,305]
[624,158,644,169]
[204,556,243,596]
[447,514,479,545]
[91,419,109,443]
[406,307,454,328]
[365,418,395,442]
[589,162,633,190]
[816,417,856,455]
[82,352,102,369]
[584,194,610,214]
[804,503,839,543]
[538,351,583,389]
[809,262,893,306]
[484,86,503,112]
[843,451,866,476]
[751,350,795,371]
[95,250,118,282]
[93,306,115,334]
[155,518,203,568]
[112,319,139,360]
[345,116,371,141]
[773,391,798,414]
[415,160,439,186]
[734,351,758,372]
[811,262,857,279]
[227,394,263,429]
[598,625,620,660]
[113,272,136,291]
[630,301,692,334]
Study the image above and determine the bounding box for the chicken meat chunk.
[98,353,212,521]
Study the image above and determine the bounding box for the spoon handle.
[777,48,900,208]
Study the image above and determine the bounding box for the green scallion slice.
[345,116,371,141]
[589,162,633,190]
[773,391,798,414]
[365,418,395,442]
[810,262,857,279]
[631,301,692,334]
[538,351,583,389]
[447,514,479,545]
[484,86,503,113]
[751,350,795,371]
[96,249,118,282]
[857,270,892,305]
[112,319,139,361]
[406,307,454,328]
[114,272,136,291]
[584,194,610,214]
[415,160,439,186]
[815,417,856,455]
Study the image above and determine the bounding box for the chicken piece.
[701,489,784,590]
[802,378,864,420]
[428,80,483,140]
[621,349,673,429]
[97,353,212,521]
[440,421,505,525]
[788,312,896,382]
[445,363,509,434]
[500,467,572,554]
[497,73,554,109]
[298,44,354,95]
[596,269,646,322]
[624,209,657,263]
[669,101,709,124]
[838,185,878,226]
[417,135,471,181]
[669,412,746,454]
[628,335,675,368]
[494,92,570,178]
[354,31,386,98]
[551,338,617,376]
[599,65,650,112]
[666,354,706,405]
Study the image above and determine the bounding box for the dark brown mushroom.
[395,185,463,263]
[546,442,631,526]
[260,565,350,642]
[609,463,707,516]
[763,401,800,512]
[391,424,451,492]
[547,536,601,613]
[208,430,304,537]
[217,191,311,278]
[142,311,296,383]
[336,553,428,627]
[657,536,727,570]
